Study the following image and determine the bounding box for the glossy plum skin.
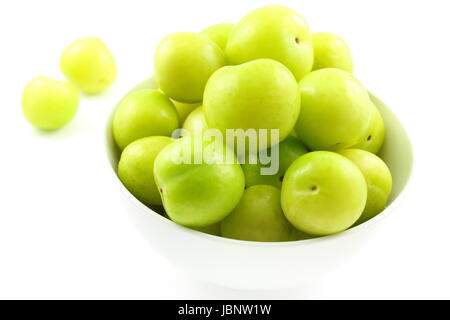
[312,32,354,72]
[339,149,392,224]
[352,102,385,154]
[154,32,226,103]
[182,106,208,136]
[242,136,308,188]
[60,37,117,94]
[204,59,301,150]
[295,68,372,151]
[22,76,79,130]
[200,23,234,51]
[118,136,173,206]
[281,151,367,236]
[153,136,245,228]
[226,5,313,81]
[112,89,179,150]
[221,185,295,242]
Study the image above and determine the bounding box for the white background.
[0,0,449,299]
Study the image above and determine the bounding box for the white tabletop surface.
[0,0,449,299]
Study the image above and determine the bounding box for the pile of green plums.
[114,5,393,242]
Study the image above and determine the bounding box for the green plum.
[290,130,299,139]
[22,76,79,130]
[242,136,308,188]
[112,89,179,150]
[171,100,201,125]
[221,185,295,242]
[118,136,173,206]
[312,32,353,72]
[352,102,385,154]
[203,59,301,150]
[200,23,234,51]
[153,136,245,227]
[165,210,221,235]
[182,106,208,136]
[60,37,117,94]
[190,223,221,236]
[281,151,367,236]
[295,68,372,151]
[226,5,313,81]
[154,32,226,103]
[339,149,392,224]
[291,229,317,241]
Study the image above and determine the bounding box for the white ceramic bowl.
[105,79,413,290]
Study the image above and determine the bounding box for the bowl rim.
[105,91,414,248]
